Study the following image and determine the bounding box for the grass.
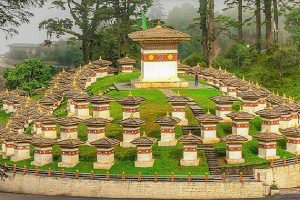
[0,110,10,124]
[87,71,140,95]
[174,88,220,113]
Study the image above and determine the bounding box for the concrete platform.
[132,79,188,89]
[120,141,136,148]
[158,139,177,147]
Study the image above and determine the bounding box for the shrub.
[183,53,207,67]
[213,56,234,70]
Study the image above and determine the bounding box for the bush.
[225,42,258,69]
[3,58,56,95]
[115,147,136,161]
[213,56,234,70]
[183,53,207,67]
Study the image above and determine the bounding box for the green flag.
[141,11,148,30]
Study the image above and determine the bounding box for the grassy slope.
[87,72,140,95]
[0,71,295,173]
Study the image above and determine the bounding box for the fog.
[0,0,225,54]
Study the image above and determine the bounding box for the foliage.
[3,58,56,95]
[269,47,300,81]
[213,56,234,69]
[183,53,207,67]
[42,41,83,66]
[225,42,258,69]
[285,7,300,49]
[0,0,44,37]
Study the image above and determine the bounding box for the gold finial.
[242,76,245,81]
[224,68,227,73]
[239,105,243,111]
[88,61,92,65]
[62,68,65,72]
[99,56,102,60]
[156,20,162,28]
[283,93,286,99]
[166,111,170,117]
[142,131,146,137]
[177,91,180,96]
[207,109,211,114]
[128,91,132,97]
[188,130,193,136]
[218,66,222,70]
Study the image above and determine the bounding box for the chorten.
[128,22,190,88]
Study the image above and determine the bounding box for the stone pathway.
[198,144,223,175]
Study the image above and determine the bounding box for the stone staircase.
[198,144,222,175]
[187,101,205,117]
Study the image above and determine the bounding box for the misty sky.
[0,0,224,54]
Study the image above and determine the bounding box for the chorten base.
[180,158,200,166]
[135,159,155,168]
[58,161,79,168]
[158,139,177,147]
[132,79,188,89]
[226,158,245,165]
[93,161,114,170]
[11,155,31,162]
[31,160,53,167]
[202,138,220,144]
[258,155,280,160]
[177,118,188,126]
[120,141,136,148]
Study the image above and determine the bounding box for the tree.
[264,0,272,49]
[224,0,244,41]
[107,0,152,58]
[255,0,262,51]
[285,7,300,49]
[270,47,300,83]
[199,0,208,58]
[0,0,44,37]
[207,0,215,67]
[148,0,166,20]
[273,0,279,43]
[3,58,56,95]
[39,0,112,64]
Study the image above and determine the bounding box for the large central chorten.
[128,23,191,88]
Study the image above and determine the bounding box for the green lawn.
[174,88,220,113]
[87,71,140,95]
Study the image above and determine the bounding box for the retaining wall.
[0,174,268,199]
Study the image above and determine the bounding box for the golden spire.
[62,68,65,72]
[156,20,162,28]
[99,56,102,60]
[128,91,132,97]
[242,76,245,81]
[177,91,180,96]
[218,66,222,70]
[207,109,211,114]
[166,111,170,117]
[188,130,193,136]
[88,61,92,65]
[142,131,146,137]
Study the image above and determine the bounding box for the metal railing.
[3,164,258,183]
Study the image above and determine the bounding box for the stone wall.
[0,174,268,199]
[255,163,300,189]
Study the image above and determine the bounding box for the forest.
[1,0,300,98]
